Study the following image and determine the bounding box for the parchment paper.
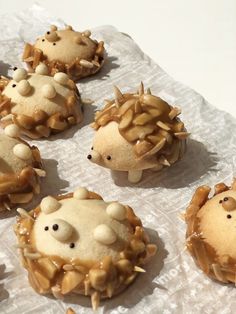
[0,4,236,314]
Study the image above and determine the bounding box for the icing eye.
[91,147,93,150]
[224,197,229,202]
[47,31,50,34]
[107,155,111,160]
[13,67,17,71]
[12,84,16,88]
[227,214,232,219]
[219,200,223,204]
[69,243,75,248]
[44,226,49,231]
[87,154,92,160]
[53,224,59,231]
[42,39,45,42]
[53,43,56,46]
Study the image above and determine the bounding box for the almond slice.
[134,140,153,156]
[34,271,50,290]
[141,94,169,112]
[119,98,136,116]
[61,271,85,294]
[119,109,133,130]
[133,113,153,126]
[9,192,33,204]
[156,121,171,131]
[142,138,166,157]
[169,107,181,120]
[123,125,155,142]
[38,257,58,279]
[158,155,170,167]
[146,108,162,117]
[174,132,190,139]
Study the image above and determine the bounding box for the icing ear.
[42,84,56,99]
[222,197,236,211]
[13,68,27,82]
[17,80,31,96]
[65,25,73,30]
[45,31,59,42]
[4,124,20,138]
[49,219,74,242]
[73,187,89,200]
[40,196,61,214]
[82,30,91,37]
[13,143,32,160]
[54,72,69,85]
[106,202,126,221]
[35,63,49,75]
[93,224,117,245]
[50,25,58,31]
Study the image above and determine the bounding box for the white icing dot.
[49,219,74,242]
[17,80,31,96]
[35,63,49,75]
[4,124,20,138]
[73,187,89,200]
[42,84,56,99]
[106,202,126,221]
[13,143,32,160]
[93,224,117,245]
[40,196,61,214]
[54,72,69,85]
[13,68,27,82]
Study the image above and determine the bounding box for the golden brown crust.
[185,179,236,283]
[0,76,82,139]
[22,37,104,82]
[0,142,45,212]
[14,190,157,310]
[92,84,188,167]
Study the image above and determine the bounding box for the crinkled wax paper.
[0,4,236,314]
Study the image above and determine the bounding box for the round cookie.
[87,83,189,183]
[0,66,82,139]
[14,188,157,310]
[22,25,105,81]
[185,179,236,283]
[0,126,45,211]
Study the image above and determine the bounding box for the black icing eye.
[44,226,49,231]
[52,224,59,231]
[91,147,93,150]
[224,197,229,202]
[47,31,50,34]
[53,43,56,46]
[107,155,111,160]
[12,84,16,88]
[13,67,17,71]
[42,39,45,42]
[219,200,223,204]
[69,243,75,248]
[227,214,232,219]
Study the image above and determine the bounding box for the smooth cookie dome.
[198,190,236,259]
[2,73,71,117]
[34,30,97,64]
[0,133,33,175]
[33,198,131,261]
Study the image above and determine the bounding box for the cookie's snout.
[49,219,74,242]
[87,150,101,163]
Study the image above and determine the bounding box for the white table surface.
[1,0,236,117]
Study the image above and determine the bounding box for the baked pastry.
[0,65,82,138]
[87,83,189,183]
[22,25,105,81]
[185,179,236,283]
[14,187,157,310]
[0,125,45,211]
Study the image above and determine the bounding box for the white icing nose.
[87,150,101,163]
[13,68,27,82]
[49,219,74,242]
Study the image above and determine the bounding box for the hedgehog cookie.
[87,83,189,183]
[185,179,236,283]
[0,125,45,211]
[22,25,105,81]
[15,187,157,310]
[0,66,82,139]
